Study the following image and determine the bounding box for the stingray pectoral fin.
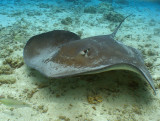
[23,30,81,68]
[83,64,156,94]
[138,67,156,94]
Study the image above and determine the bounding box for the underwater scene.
[0,0,160,120]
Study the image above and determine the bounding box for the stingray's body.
[23,15,156,93]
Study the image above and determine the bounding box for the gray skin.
[23,15,156,94]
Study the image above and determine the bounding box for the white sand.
[0,1,160,121]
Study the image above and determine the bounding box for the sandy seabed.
[0,1,160,121]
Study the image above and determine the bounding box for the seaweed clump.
[61,17,73,25]
[103,11,124,22]
[0,56,23,75]
[0,65,13,74]
[3,56,24,68]
[58,116,70,121]
[115,0,128,4]
[84,6,97,14]
[0,47,13,58]
[97,3,114,13]
[0,75,16,85]
[87,95,103,104]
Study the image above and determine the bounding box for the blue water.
[0,0,159,38]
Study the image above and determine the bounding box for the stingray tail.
[110,14,132,38]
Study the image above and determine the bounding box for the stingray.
[23,15,156,94]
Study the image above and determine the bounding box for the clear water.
[0,0,160,121]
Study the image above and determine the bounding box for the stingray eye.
[79,48,90,57]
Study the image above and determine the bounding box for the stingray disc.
[23,30,156,94]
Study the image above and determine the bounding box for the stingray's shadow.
[29,68,154,106]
